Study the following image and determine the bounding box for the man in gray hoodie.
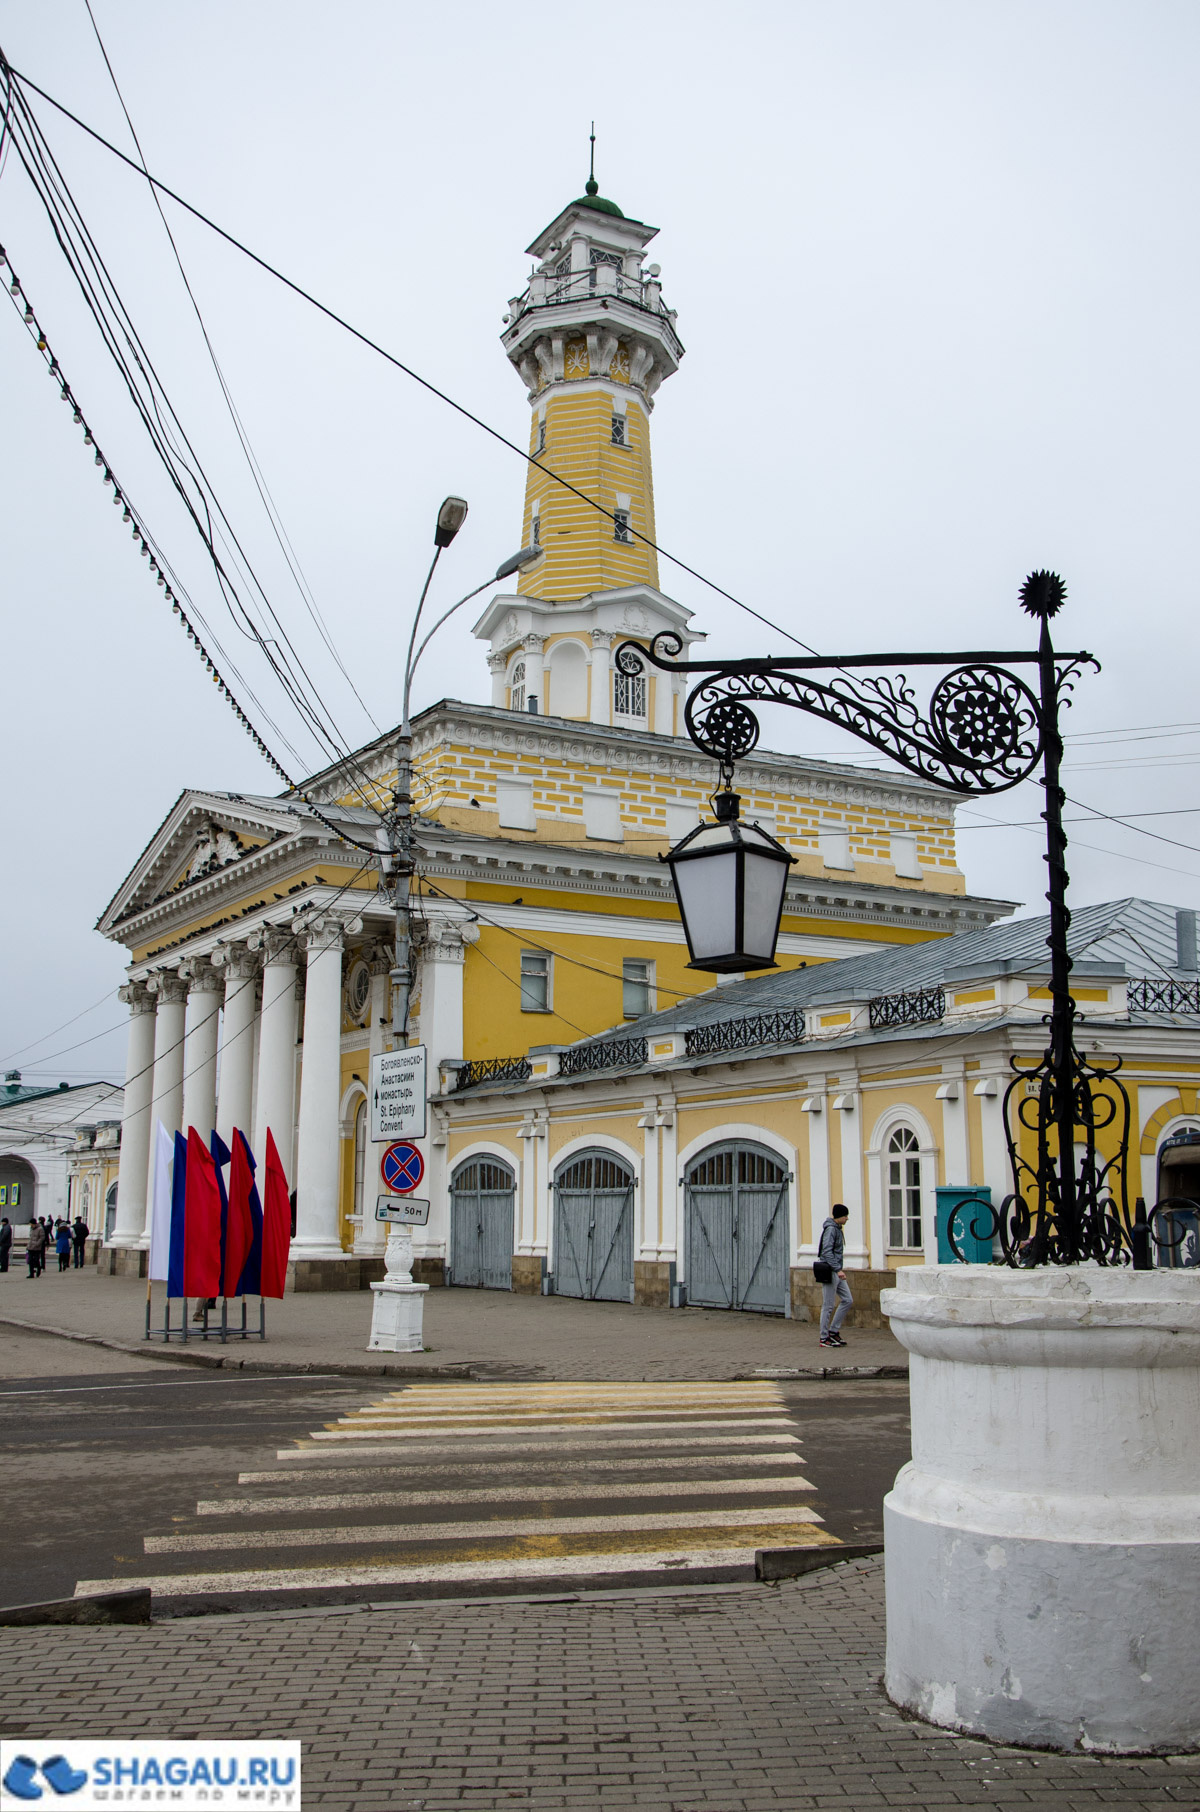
[817,1204,853,1347]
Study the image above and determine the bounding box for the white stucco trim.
[866,1103,939,1268]
[338,1080,367,1140]
[1143,1114,1200,1205]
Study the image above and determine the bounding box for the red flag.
[260,1128,292,1300]
[183,1126,222,1298]
[223,1130,256,1298]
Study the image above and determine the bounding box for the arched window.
[353,1099,367,1226]
[510,660,526,714]
[613,653,647,721]
[887,1127,923,1249]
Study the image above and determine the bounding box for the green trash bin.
[936,1186,995,1263]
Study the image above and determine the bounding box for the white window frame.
[509,659,526,714]
[819,822,853,870]
[612,508,633,544]
[613,654,647,723]
[497,780,535,831]
[886,1126,924,1251]
[520,950,551,1013]
[891,831,921,879]
[611,413,627,447]
[622,958,655,1020]
[665,801,699,842]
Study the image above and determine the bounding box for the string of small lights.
[0,241,384,857]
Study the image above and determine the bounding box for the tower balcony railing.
[509,265,677,327]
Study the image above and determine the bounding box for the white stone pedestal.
[882,1265,1200,1754]
[367,1230,428,1353]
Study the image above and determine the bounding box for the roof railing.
[868,986,946,1030]
[1128,977,1200,1015]
[684,1008,806,1059]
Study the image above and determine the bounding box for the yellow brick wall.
[517,382,658,596]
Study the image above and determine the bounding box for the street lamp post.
[384,502,542,1047]
[618,570,1153,1268]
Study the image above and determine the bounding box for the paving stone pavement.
[6,1558,1200,1810]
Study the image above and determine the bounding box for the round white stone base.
[882,1264,1200,1754]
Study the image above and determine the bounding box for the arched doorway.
[685,1142,790,1313]
[553,1150,634,1301]
[0,1156,36,1223]
[1157,1128,1200,1268]
[104,1182,118,1241]
[450,1156,516,1289]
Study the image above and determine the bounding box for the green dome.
[572,176,624,218]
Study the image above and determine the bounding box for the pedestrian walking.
[0,1216,11,1274]
[71,1216,89,1269]
[815,1204,853,1348]
[25,1218,46,1279]
[55,1222,71,1273]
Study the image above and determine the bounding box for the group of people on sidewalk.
[0,1214,90,1278]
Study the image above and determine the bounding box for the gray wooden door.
[553,1151,635,1302]
[685,1143,790,1314]
[450,1157,515,1290]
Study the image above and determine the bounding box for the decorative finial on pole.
[586,121,598,197]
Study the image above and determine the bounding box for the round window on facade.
[345,959,371,1024]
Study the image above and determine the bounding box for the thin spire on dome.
[586,121,598,197]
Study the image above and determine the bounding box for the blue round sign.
[380,1142,424,1194]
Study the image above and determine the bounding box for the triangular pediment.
[96,790,308,934]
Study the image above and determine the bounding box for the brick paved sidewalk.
[0,1268,906,1381]
[6,1559,1197,1810]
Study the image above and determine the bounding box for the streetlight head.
[494,545,545,581]
[434,496,469,548]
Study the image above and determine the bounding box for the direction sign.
[380,1142,424,1194]
[376,1195,430,1226]
[369,1046,427,1143]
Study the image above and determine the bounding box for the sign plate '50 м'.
[370,1046,427,1142]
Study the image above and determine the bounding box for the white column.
[214,945,259,1149]
[355,948,394,1256]
[293,918,346,1257]
[143,971,188,1230]
[110,982,156,1247]
[836,1083,868,1268]
[660,1102,679,1269]
[523,633,544,714]
[652,668,673,736]
[487,651,506,709]
[252,929,299,1182]
[415,918,478,1268]
[800,1083,830,1257]
[638,1097,660,1260]
[590,629,611,725]
[181,958,221,1139]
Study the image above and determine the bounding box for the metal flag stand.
[144,1286,266,1343]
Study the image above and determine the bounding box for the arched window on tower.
[613,652,647,724]
[887,1127,923,1250]
[509,661,526,714]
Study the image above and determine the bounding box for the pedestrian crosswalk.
[74,1381,840,1605]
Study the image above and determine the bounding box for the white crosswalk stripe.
[74,1380,839,1603]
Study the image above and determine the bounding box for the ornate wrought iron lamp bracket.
[615,574,1164,1268]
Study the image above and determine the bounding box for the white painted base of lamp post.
[882,1265,1200,1755]
[367,1230,428,1353]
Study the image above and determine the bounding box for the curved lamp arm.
[405,546,543,724]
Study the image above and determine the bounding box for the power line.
[1,60,822,658]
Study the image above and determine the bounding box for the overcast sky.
[3,0,1198,1086]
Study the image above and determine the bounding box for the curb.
[756,1543,883,1581]
[0,1313,475,1380]
[0,1588,151,1627]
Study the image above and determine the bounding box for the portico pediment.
[96,790,307,935]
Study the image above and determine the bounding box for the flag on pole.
[223,1131,257,1298]
[210,1130,232,1292]
[147,1123,174,1282]
[168,1130,187,1297]
[260,1129,292,1299]
[183,1127,222,1298]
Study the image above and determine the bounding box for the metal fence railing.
[1128,977,1200,1015]
[684,1009,806,1059]
[868,987,946,1030]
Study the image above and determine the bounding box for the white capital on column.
[294,917,349,1257]
[111,982,156,1248]
[143,970,188,1238]
[590,629,612,725]
[181,958,222,1139]
[250,928,299,1183]
[214,944,259,1149]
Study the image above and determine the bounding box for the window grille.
[531,513,541,546]
[613,508,633,544]
[520,951,550,1013]
[623,959,652,1019]
[887,1127,923,1249]
[535,420,546,455]
[611,414,626,446]
[613,653,646,719]
[510,660,526,714]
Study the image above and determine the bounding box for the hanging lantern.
[663,790,795,973]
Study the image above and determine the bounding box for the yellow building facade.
[99,172,1013,1287]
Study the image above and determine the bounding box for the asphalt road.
[0,1369,910,1613]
